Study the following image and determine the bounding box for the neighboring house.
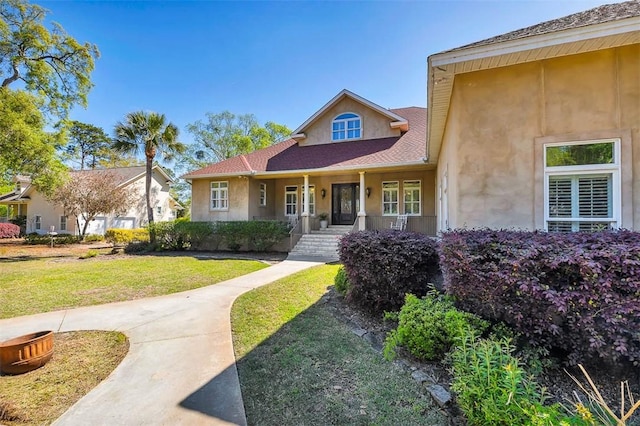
[0,165,182,235]
[183,89,437,235]
[428,0,639,232]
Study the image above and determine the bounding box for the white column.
[302,174,310,234]
[358,171,366,230]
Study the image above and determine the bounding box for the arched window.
[332,113,361,141]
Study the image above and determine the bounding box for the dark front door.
[332,183,359,225]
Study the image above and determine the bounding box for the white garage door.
[84,216,107,235]
[112,217,136,229]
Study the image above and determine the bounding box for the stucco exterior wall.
[190,177,250,221]
[438,45,639,231]
[25,191,74,235]
[248,179,276,219]
[300,97,401,146]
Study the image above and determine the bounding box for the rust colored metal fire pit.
[0,331,54,375]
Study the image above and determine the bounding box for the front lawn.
[0,255,267,319]
[231,265,446,425]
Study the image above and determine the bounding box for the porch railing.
[365,216,437,236]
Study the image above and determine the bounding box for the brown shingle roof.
[184,107,426,178]
[448,1,640,52]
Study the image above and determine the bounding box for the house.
[428,0,639,232]
[185,1,639,238]
[0,165,182,235]
[183,89,437,235]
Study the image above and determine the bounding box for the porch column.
[302,174,310,234]
[358,171,366,231]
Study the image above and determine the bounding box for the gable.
[299,96,403,147]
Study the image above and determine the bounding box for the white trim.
[292,89,407,135]
[381,181,399,216]
[210,181,229,211]
[285,185,298,217]
[430,17,640,68]
[403,180,422,216]
[259,182,267,207]
[331,112,362,142]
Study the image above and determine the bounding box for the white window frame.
[156,206,162,215]
[285,185,298,217]
[259,183,267,207]
[210,181,229,211]
[382,181,399,216]
[302,185,316,216]
[403,180,421,216]
[60,215,67,231]
[35,215,41,230]
[332,112,362,142]
[543,139,620,232]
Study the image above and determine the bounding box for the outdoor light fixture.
[321,188,326,199]
[366,187,371,198]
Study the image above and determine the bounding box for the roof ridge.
[239,154,253,172]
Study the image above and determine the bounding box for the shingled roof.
[184,107,426,178]
[449,0,640,52]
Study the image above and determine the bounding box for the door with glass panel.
[331,183,359,225]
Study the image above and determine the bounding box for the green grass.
[0,256,267,319]
[231,265,446,425]
[0,331,129,425]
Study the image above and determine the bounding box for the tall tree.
[0,88,66,193]
[112,111,185,238]
[48,170,134,239]
[184,111,291,169]
[0,0,99,119]
[61,120,111,169]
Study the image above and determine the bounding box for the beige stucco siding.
[26,191,75,234]
[190,177,250,221]
[300,97,401,146]
[438,45,639,231]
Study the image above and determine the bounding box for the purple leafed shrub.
[0,223,20,239]
[439,229,640,366]
[339,230,440,316]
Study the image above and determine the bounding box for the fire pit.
[0,331,54,375]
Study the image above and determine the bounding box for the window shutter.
[578,176,611,218]
[548,177,572,217]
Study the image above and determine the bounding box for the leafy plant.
[384,292,488,361]
[0,223,20,238]
[339,230,440,316]
[79,249,98,259]
[318,212,329,221]
[439,229,640,366]
[333,266,350,296]
[104,228,150,245]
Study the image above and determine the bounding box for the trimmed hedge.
[0,223,20,238]
[339,230,440,316]
[104,228,150,245]
[439,229,640,366]
[149,221,215,251]
[24,232,79,245]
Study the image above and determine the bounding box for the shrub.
[216,221,247,251]
[450,334,586,425]
[104,228,149,245]
[24,233,79,245]
[439,229,640,366]
[83,234,104,242]
[79,249,98,259]
[0,223,20,238]
[123,241,157,253]
[384,292,488,361]
[334,266,350,296]
[245,221,288,252]
[339,230,440,316]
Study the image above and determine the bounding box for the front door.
[332,183,359,225]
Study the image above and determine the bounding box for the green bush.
[384,292,488,361]
[450,334,587,425]
[123,241,157,253]
[83,234,104,242]
[246,221,288,252]
[334,266,350,296]
[24,233,79,245]
[104,228,149,245]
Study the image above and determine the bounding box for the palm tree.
[113,111,185,241]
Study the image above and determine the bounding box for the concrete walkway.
[0,259,324,425]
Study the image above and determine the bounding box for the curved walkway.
[0,259,324,425]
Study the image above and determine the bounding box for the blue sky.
[41,0,611,148]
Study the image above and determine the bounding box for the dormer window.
[332,113,361,141]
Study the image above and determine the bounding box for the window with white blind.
[285,186,298,216]
[210,181,229,210]
[544,139,620,232]
[382,182,399,215]
[403,180,421,215]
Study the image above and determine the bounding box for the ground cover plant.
[439,229,640,366]
[339,230,440,315]
[0,255,267,319]
[231,265,446,425]
[0,331,128,425]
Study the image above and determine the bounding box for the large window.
[259,183,267,207]
[302,185,316,216]
[210,181,229,210]
[332,113,361,141]
[285,186,298,216]
[60,215,67,231]
[403,180,421,215]
[382,182,399,215]
[544,139,620,232]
